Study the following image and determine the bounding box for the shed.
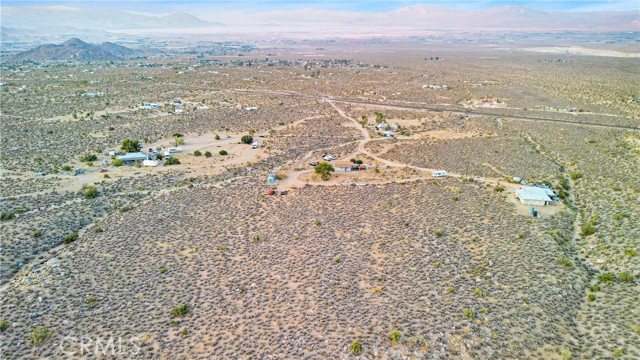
[334,161,353,171]
[117,152,148,163]
[515,186,553,206]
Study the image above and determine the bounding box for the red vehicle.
[99,168,108,173]
[267,190,276,195]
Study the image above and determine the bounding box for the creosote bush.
[172,304,189,317]
[29,327,52,345]
[165,157,181,165]
[389,329,402,343]
[83,186,99,199]
[63,232,78,244]
[349,340,363,354]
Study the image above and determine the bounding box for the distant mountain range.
[229,5,639,31]
[12,38,137,62]
[0,4,636,36]
[1,7,221,30]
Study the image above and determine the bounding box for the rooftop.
[515,186,553,202]
[117,152,148,161]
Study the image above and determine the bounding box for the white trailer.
[432,170,448,177]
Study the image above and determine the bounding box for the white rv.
[432,170,448,177]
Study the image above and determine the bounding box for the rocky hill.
[12,38,136,62]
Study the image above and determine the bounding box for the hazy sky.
[4,0,639,13]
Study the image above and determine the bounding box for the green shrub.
[349,340,363,354]
[587,294,595,302]
[463,309,476,319]
[571,172,583,180]
[613,349,623,356]
[62,165,72,171]
[204,151,212,158]
[388,329,402,343]
[121,138,141,153]
[0,211,16,221]
[494,186,505,192]
[580,223,596,237]
[434,230,443,237]
[33,230,42,238]
[623,249,636,257]
[165,157,181,165]
[86,297,97,309]
[618,272,635,282]
[241,135,254,144]
[95,227,104,233]
[172,304,189,317]
[193,150,202,156]
[598,272,616,285]
[80,153,98,162]
[113,158,123,167]
[29,326,52,345]
[214,134,220,140]
[314,162,334,180]
[219,150,228,156]
[83,186,99,199]
[557,257,574,268]
[63,232,79,244]
[334,257,342,263]
[0,319,8,332]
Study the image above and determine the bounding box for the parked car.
[280,190,288,195]
[310,162,317,166]
[267,190,276,195]
[99,168,108,173]
[34,172,46,177]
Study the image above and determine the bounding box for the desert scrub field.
[0,177,589,359]
[0,172,193,283]
[519,122,639,358]
[381,125,561,181]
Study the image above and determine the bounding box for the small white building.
[515,186,554,206]
[143,159,159,167]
